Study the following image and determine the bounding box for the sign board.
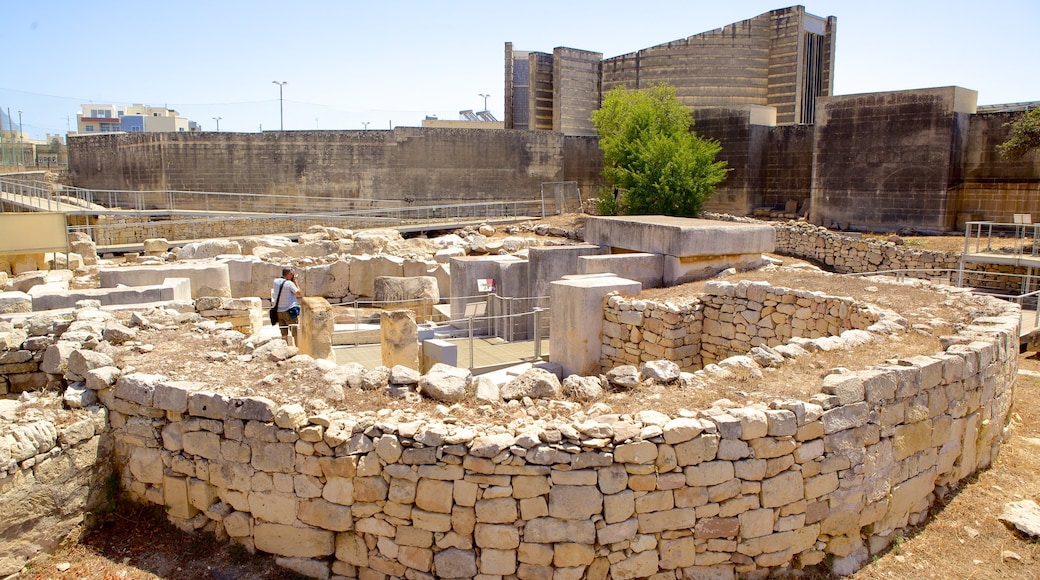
[0,212,68,255]
[477,278,495,293]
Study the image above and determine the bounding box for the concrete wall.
[951,110,1040,226]
[552,48,602,137]
[811,87,977,232]
[696,108,770,215]
[600,7,834,126]
[67,128,565,204]
[765,124,815,212]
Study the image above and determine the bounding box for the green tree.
[591,84,729,217]
[997,106,1040,159]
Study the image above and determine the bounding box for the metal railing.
[1,177,564,247]
[329,294,551,370]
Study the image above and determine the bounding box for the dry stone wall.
[602,281,880,370]
[706,213,1033,294]
[0,284,1020,579]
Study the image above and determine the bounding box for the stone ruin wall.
[702,214,1036,295]
[0,279,1020,579]
[601,282,880,371]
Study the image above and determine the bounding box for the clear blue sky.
[2,0,1037,140]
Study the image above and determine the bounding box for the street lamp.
[362,122,370,131]
[17,110,23,165]
[272,81,288,130]
[212,117,222,132]
[479,93,490,111]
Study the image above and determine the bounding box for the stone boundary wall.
[0,285,1020,579]
[704,214,1033,294]
[601,281,881,371]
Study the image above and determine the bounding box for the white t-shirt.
[272,278,299,312]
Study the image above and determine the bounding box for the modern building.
[505,6,836,136]
[75,104,196,135]
[421,110,503,129]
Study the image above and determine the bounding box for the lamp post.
[212,116,222,132]
[272,81,288,130]
[479,93,490,111]
[17,110,23,165]
[362,122,370,131]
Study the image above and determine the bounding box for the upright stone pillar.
[298,297,335,362]
[549,275,642,377]
[381,309,419,370]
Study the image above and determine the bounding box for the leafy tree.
[591,84,729,217]
[997,106,1040,159]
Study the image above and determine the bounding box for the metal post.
[533,308,543,360]
[468,316,475,370]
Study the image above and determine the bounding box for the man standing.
[272,268,302,344]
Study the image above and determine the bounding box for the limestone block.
[129,447,164,484]
[114,372,162,405]
[614,441,658,465]
[41,341,78,375]
[475,523,520,549]
[335,532,368,567]
[524,517,597,544]
[549,276,642,377]
[297,297,332,361]
[434,548,478,578]
[227,396,277,422]
[153,380,206,413]
[223,511,252,537]
[182,431,221,460]
[416,479,455,513]
[761,470,804,508]
[636,507,696,533]
[143,238,169,254]
[248,492,298,525]
[475,497,518,524]
[418,363,471,403]
[299,259,350,299]
[610,549,659,580]
[380,309,419,370]
[349,254,404,297]
[67,349,114,380]
[164,475,198,519]
[254,523,334,558]
[549,485,603,520]
[374,275,439,319]
[500,368,562,401]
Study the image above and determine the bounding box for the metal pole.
[273,81,287,130]
[468,316,475,371]
[533,308,542,360]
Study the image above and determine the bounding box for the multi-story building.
[505,6,837,136]
[75,104,196,134]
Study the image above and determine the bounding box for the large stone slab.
[584,215,775,258]
[100,261,230,299]
[577,253,664,289]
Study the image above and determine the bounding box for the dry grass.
[851,356,1040,580]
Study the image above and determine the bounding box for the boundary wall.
[0,279,1019,578]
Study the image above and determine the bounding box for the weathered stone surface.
[419,364,471,403]
[501,368,562,400]
[561,374,604,401]
[999,500,1040,538]
[434,548,478,578]
[254,523,334,558]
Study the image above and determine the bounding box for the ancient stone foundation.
[0,278,1019,579]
